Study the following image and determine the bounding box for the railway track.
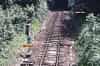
[34,12,67,66]
[20,11,76,66]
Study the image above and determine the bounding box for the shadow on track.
[63,13,86,39]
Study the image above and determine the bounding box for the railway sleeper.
[44,60,56,65]
[46,53,57,56]
[50,40,63,42]
[51,33,64,36]
[45,57,56,60]
[51,35,64,37]
[20,63,33,66]
[41,63,55,66]
[45,56,57,58]
[45,44,57,46]
[48,38,63,40]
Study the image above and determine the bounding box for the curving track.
[32,11,76,66]
[38,12,64,66]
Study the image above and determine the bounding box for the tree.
[0,0,48,65]
[76,13,100,66]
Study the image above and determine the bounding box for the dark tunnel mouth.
[47,0,100,14]
[47,0,69,11]
[62,13,86,39]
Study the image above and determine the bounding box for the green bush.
[76,13,100,66]
[0,0,48,65]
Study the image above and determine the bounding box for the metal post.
[25,19,32,44]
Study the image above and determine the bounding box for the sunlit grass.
[32,19,41,33]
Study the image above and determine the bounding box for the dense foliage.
[76,14,100,66]
[0,0,48,65]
